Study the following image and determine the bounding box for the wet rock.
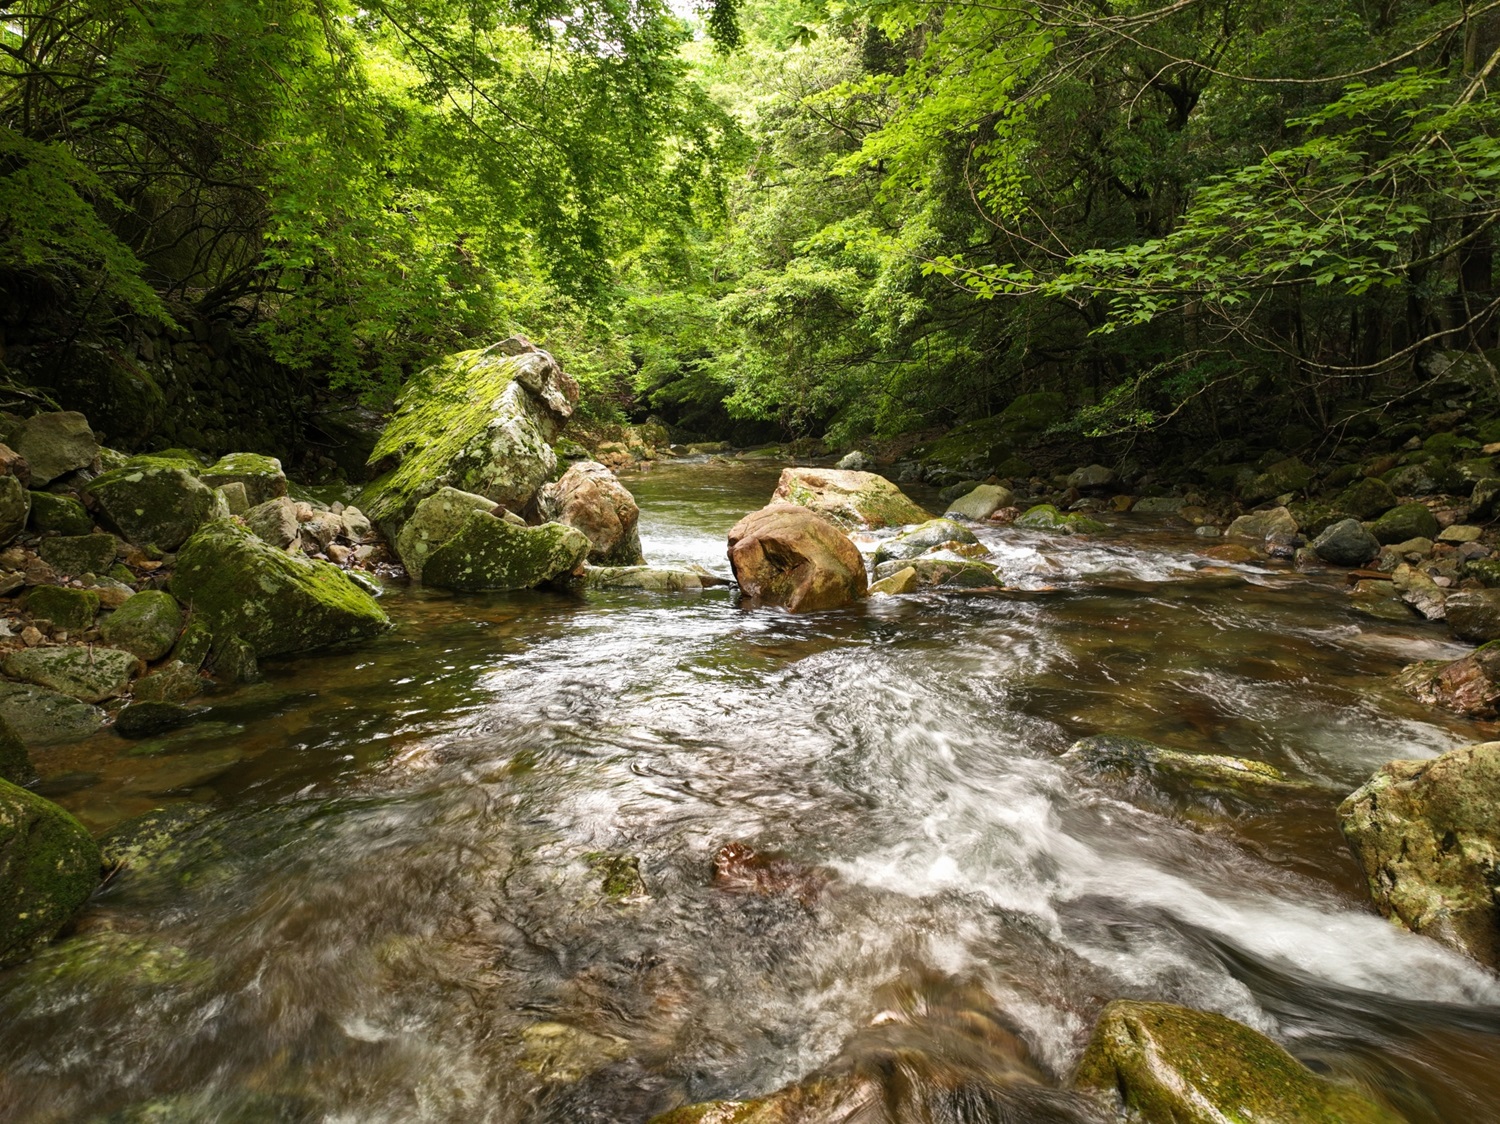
[869,565,919,595]
[1225,505,1298,542]
[1470,476,1500,521]
[770,467,929,530]
[587,852,648,900]
[1349,580,1412,622]
[580,565,703,593]
[114,701,194,738]
[1444,589,1500,643]
[1340,741,1500,969]
[13,411,97,486]
[24,585,100,631]
[835,450,872,471]
[211,635,259,683]
[1393,563,1446,620]
[132,660,208,703]
[0,680,104,743]
[98,803,215,873]
[244,496,299,549]
[536,460,645,565]
[360,337,578,529]
[1075,1000,1400,1124]
[1336,476,1399,521]
[1015,503,1107,534]
[28,491,92,535]
[1369,502,1440,545]
[872,518,979,567]
[1397,647,1500,717]
[99,589,183,660]
[519,1020,630,1084]
[0,475,29,545]
[90,457,230,550]
[1066,464,1116,490]
[1201,543,1259,564]
[1310,518,1380,567]
[340,505,372,541]
[0,714,34,785]
[394,487,499,582]
[419,510,591,592]
[0,777,100,967]
[200,452,287,506]
[873,553,1002,590]
[172,520,390,657]
[714,841,831,905]
[2,646,140,703]
[944,483,1014,521]
[1064,735,1316,804]
[727,504,867,613]
[170,619,213,669]
[37,532,118,577]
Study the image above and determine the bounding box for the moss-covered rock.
[200,452,287,506]
[1335,476,1399,521]
[114,701,194,738]
[1001,390,1067,433]
[0,713,35,785]
[89,461,229,550]
[872,518,979,567]
[13,411,97,486]
[1015,504,1107,534]
[771,467,930,529]
[99,589,183,660]
[1242,456,1314,503]
[132,660,208,703]
[211,635,259,683]
[421,512,591,592]
[580,565,704,592]
[0,777,100,967]
[2,645,141,703]
[1226,506,1298,542]
[359,338,579,529]
[0,680,104,743]
[171,520,390,657]
[1064,735,1317,804]
[1369,503,1439,545]
[37,532,118,577]
[873,553,1001,590]
[1075,1000,1401,1123]
[0,474,29,545]
[28,491,92,535]
[170,618,214,668]
[23,585,100,631]
[394,487,502,582]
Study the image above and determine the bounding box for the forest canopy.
[2,0,1498,446]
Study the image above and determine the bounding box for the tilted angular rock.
[1065,463,1116,490]
[28,491,91,535]
[536,460,644,565]
[1015,504,1107,534]
[37,532,118,576]
[2,646,141,703]
[395,487,507,582]
[1398,646,1500,718]
[1226,505,1298,542]
[1310,518,1380,566]
[1340,741,1500,969]
[99,589,183,660]
[0,778,101,967]
[1075,1000,1401,1124]
[580,565,703,592]
[872,518,978,567]
[360,337,579,530]
[771,467,929,530]
[1445,589,1500,644]
[89,456,230,550]
[421,513,591,593]
[13,411,97,485]
[1337,476,1398,521]
[244,496,299,549]
[873,553,1001,590]
[728,503,868,612]
[0,476,28,545]
[172,520,390,658]
[200,453,287,506]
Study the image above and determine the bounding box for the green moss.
[0,777,101,967]
[38,532,119,577]
[201,453,286,506]
[422,512,590,592]
[585,852,648,899]
[172,521,389,658]
[1065,735,1317,802]
[1014,504,1107,534]
[99,590,183,661]
[1075,1000,1402,1123]
[90,463,228,550]
[0,713,35,785]
[28,491,93,535]
[2,646,140,703]
[23,584,100,631]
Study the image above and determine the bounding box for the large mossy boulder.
[1369,502,1439,545]
[0,680,104,744]
[23,585,100,631]
[0,778,100,967]
[38,532,118,577]
[1075,1000,1401,1123]
[359,337,579,530]
[1241,456,1314,503]
[1015,504,1107,534]
[200,453,287,507]
[420,511,591,593]
[99,590,183,660]
[771,467,929,530]
[28,490,92,535]
[1339,741,1500,968]
[89,458,229,550]
[394,487,502,582]
[2,646,141,703]
[536,459,645,565]
[872,518,978,567]
[0,475,29,545]
[728,503,868,612]
[172,520,390,658]
[1337,476,1399,521]
[13,410,97,486]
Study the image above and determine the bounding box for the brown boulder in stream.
[771,467,929,529]
[537,460,644,565]
[727,504,867,613]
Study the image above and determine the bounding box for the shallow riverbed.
[3,460,1500,1123]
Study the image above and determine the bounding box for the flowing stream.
[5,460,1500,1122]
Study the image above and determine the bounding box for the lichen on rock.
[0,777,101,967]
[420,512,591,592]
[771,467,930,530]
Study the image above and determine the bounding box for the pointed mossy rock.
[421,512,591,592]
[171,520,390,658]
[99,590,183,661]
[1074,1000,1403,1123]
[2,646,141,703]
[23,584,100,632]
[200,453,287,507]
[359,338,578,530]
[89,460,229,550]
[38,532,118,577]
[0,777,101,967]
[28,491,92,535]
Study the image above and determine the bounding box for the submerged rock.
[89,457,229,550]
[99,590,183,660]
[1340,741,1500,968]
[1064,735,1316,804]
[13,411,97,486]
[869,565,920,595]
[580,565,703,593]
[2,646,141,703]
[37,532,118,577]
[728,504,868,613]
[172,520,389,657]
[536,460,644,565]
[872,518,978,567]
[200,453,287,506]
[771,467,929,530]
[0,777,101,967]
[1075,1000,1400,1124]
[114,701,194,739]
[873,553,1001,590]
[1310,518,1380,567]
[945,483,1014,521]
[0,714,35,785]
[360,337,579,529]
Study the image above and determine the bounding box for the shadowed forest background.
[3,0,1499,463]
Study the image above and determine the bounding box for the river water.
[4,460,1500,1122]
